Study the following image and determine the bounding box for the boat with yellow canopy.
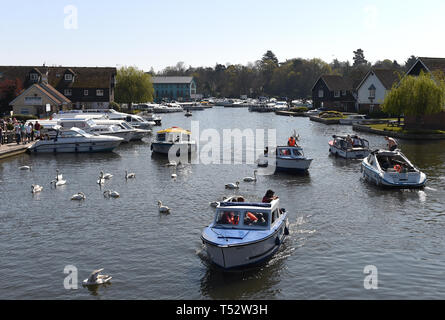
[150,126,196,155]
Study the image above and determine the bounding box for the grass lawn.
[366,123,445,135]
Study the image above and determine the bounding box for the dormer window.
[65,74,73,81]
[368,84,376,99]
[30,73,39,81]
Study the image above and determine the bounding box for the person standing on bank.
[385,136,398,151]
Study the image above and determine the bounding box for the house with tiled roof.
[311,75,356,112]
[356,69,401,113]
[151,76,197,102]
[406,57,445,77]
[9,83,72,117]
[0,65,117,111]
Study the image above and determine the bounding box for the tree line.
[149,50,419,100]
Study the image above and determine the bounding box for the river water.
[1,107,445,300]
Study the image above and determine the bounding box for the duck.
[19,166,32,170]
[71,192,86,200]
[31,184,43,193]
[125,170,136,180]
[82,269,112,286]
[103,190,120,198]
[225,181,240,189]
[243,170,258,182]
[158,200,171,214]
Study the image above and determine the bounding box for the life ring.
[394,164,402,173]
[246,212,258,222]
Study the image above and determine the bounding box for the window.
[30,73,39,81]
[342,90,347,96]
[84,90,89,96]
[216,211,241,226]
[25,97,42,105]
[368,84,376,99]
[64,89,72,96]
[318,90,324,98]
[334,90,340,98]
[243,211,269,227]
[96,89,104,96]
[65,74,73,81]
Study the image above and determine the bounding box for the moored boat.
[258,146,312,172]
[361,149,427,188]
[151,127,196,155]
[201,198,289,269]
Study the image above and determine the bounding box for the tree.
[115,66,154,109]
[353,49,368,66]
[404,55,418,71]
[382,71,445,127]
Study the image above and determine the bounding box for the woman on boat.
[262,189,278,203]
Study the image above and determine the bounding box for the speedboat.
[82,268,112,286]
[258,146,312,172]
[329,135,370,159]
[361,149,427,188]
[151,127,196,155]
[28,126,123,153]
[201,198,289,269]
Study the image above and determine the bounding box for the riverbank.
[0,142,33,159]
[353,124,445,140]
[275,110,309,117]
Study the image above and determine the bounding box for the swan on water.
[51,171,66,187]
[97,172,105,185]
[71,192,86,200]
[158,200,171,213]
[225,181,240,189]
[102,172,113,179]
[103,190,120,198]
[243,170,258,182]
[19,166,32,170]
[31,184,43,193]
[82,269,112,286]
[125,170,136,180]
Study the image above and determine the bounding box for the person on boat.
[262,189,278,203]
[221,211,239,225]
[288,136,296,147]
[385,136,398,151]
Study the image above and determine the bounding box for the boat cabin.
[368,151,417,173]
[265,146,306,158]
[331,135,369,151]
[156,127,191,143]
[213,199,284,231]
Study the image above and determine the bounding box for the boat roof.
[157,127,191,134]
[217,199,279,210]
[333,134,366,140]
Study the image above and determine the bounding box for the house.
[0,65,117,110]
[9,83,71,117]
[406,57,445,77]
[356,69,400,113]
[311,75,356,112]
[151,76,197,102]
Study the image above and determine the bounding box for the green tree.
[382,72,445,127]
[353,48,368,67]
[115,66,154,109]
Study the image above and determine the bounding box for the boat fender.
[275,237,281,246]
[284,226,290,236]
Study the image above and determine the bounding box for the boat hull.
[28,140,122,153]
[329,145,370,159]
[257,156,312,172]
[361,163,427,188]
[202,218,289,269]
[151,142,196,155]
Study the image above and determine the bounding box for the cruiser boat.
[28,126,123,153]
[329,135,370,159]
[151,127,196,155]
[339,114,367,125]
[361,149,427,188]
[92,119,150,141]
[201,198,289,269]
[258,146,312,172]
[137,111,162,125]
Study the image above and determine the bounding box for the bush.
[319,111,344,118]
[109,101,121,112]
[5,114,38,122]
[290,106,308,113]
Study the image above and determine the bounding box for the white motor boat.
[151,127,196,155]
[82,268,112,286]
[361,149,427,188]
[258,146,312,172]
[201,198,289,269]
[28,126,123,153]
[92,120,150,141]
[329,135,370,159]
[339,114,367,125]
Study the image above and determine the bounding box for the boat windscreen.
[243,211,269,227]
[215,210,241,226]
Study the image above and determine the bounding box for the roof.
[418,57,445,73]
[152,76,193,84]
[357,69,400,90]
[9,83,71,106]
[318,75,353,91]
[0,66,116,89]
[157,127,191,134]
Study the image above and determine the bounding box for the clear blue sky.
[1,0,444,71]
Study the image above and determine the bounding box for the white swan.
[31,184,43,193]
[171,173,177,179]
[243,170,258,182]
[71,192,86,200]
[102,172,113,179]
[55,169,63,181]
[158,200,171,213]
[225,181,240,189]
[19,166,32,170]
[103,190,120,198]
[97,172,105,185]
[165,161,178,167]
[125,170,136,180]
[51,171,66,187]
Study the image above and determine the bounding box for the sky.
[1,0,444,71]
